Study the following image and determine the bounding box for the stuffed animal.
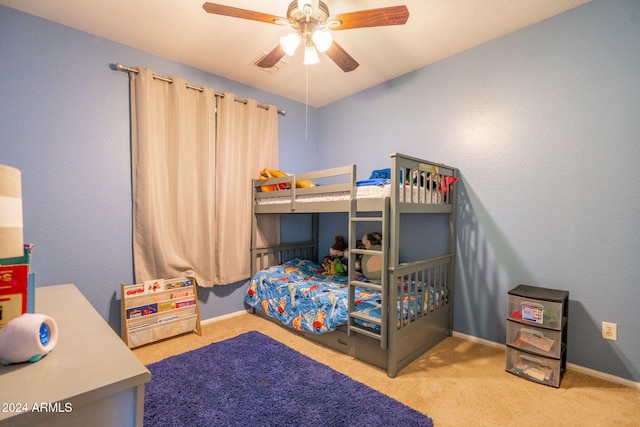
[360,232,382,280]
[258,168,316,192]
[322,235,348,275]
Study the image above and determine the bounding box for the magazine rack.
[121,277,201,348]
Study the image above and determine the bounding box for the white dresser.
[0,284,151,426]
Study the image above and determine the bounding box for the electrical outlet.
[602,321,617,341]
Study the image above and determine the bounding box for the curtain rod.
[114,63,286,116]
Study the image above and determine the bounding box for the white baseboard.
[200,314,639,390]
[200,310,250,326]
[453,331,505,350]
[453,331,640,390]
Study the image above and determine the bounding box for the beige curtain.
[130,68,278,287]
[213,93,279,284]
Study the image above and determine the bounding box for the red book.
[0,264,29,328]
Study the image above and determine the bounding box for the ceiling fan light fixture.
[203,1,409,72]
[280,32,301,56]
[311,29,332,53]
[303,44,320,65]
[297,0,319,17]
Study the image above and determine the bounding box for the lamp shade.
[312,30,333,53]
[280,32,301,56]
[0,165,24,259]
[303,44,320,65]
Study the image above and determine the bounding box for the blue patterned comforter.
[245,259,447,334]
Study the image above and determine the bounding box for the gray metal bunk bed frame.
[250,152,458,377]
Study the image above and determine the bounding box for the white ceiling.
[1,0,590,107]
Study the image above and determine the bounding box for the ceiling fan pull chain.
[305,64,309,140]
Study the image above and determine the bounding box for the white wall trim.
[201,314,639,390]
[201,310,250,326]
[453,331,640,390]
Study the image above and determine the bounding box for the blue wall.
[0,5,317,329]
[1,1,638,382]
[316,0,640,381]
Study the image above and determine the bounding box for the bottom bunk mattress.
[244,259,447,334]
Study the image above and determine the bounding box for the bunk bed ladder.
[347,198,389,350]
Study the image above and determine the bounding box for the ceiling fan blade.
[202,2,284,25]
[331,5,409,30]
[256,45,287,69]
[325,41,359,72]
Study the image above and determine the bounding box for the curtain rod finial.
[114,63,137,73]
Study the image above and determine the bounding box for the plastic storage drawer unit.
[506,284,569,388]
[507,295,563,330]
[506,322,563,359]
[506,346,563,387]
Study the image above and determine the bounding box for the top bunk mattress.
[253,153,457,210]
[256,183,444,205]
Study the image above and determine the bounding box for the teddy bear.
[322,235,348,275]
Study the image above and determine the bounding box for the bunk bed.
[246,153,458,377]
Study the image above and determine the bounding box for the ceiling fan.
[202,1,409,72]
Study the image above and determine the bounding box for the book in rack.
[121,276,202,348]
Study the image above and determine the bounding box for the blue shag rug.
[144,331,434,427]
